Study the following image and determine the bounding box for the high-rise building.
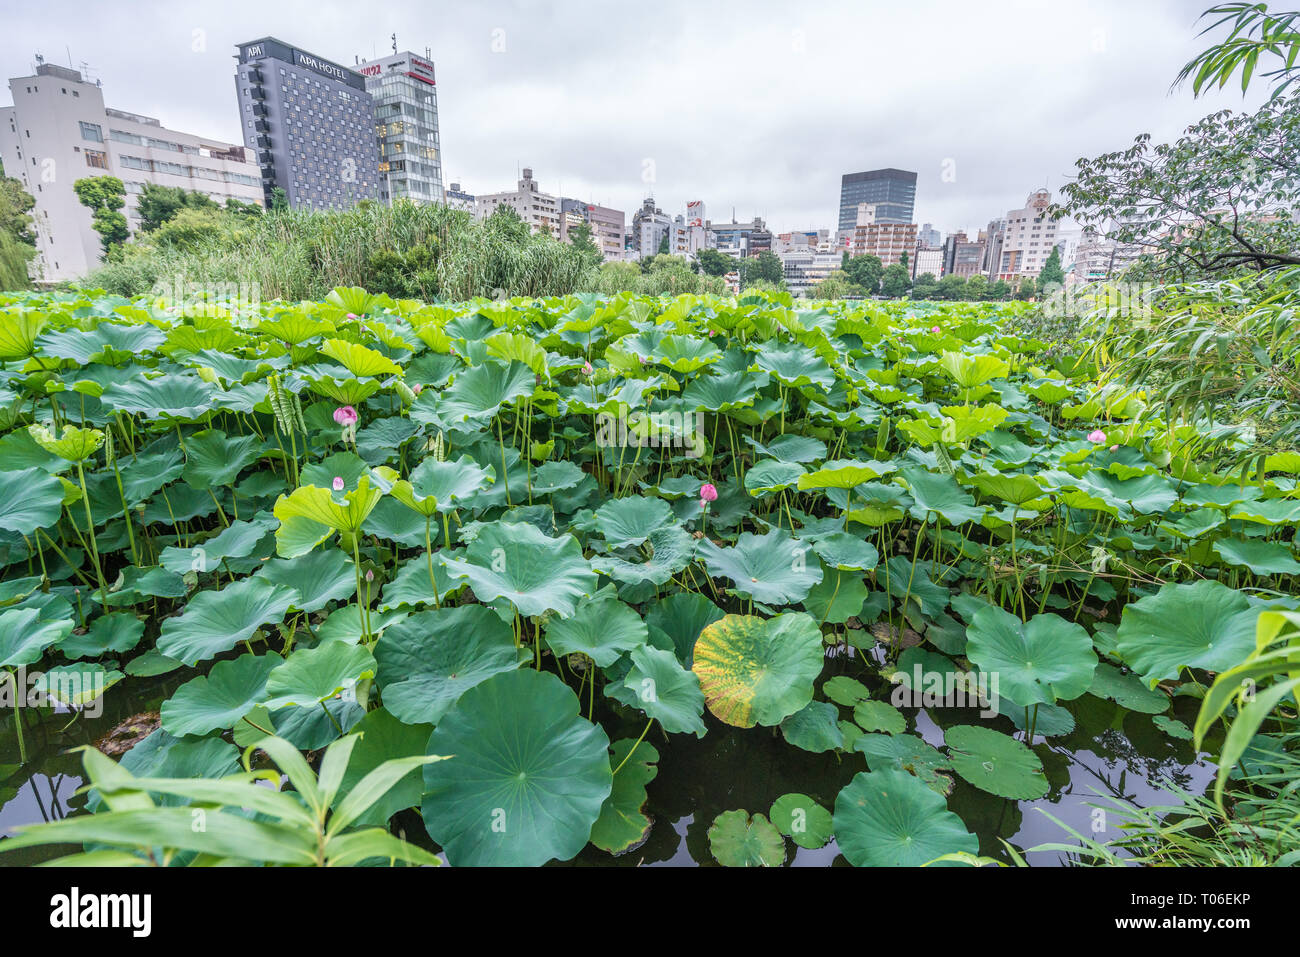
[631,197,672,258]
[918,222,941,247]
[475,168,560,236]
[233,37,382,210]
[357,50,443,205]
[838,168,916,232]
[991,189,1059,281]
[1,62,262,282]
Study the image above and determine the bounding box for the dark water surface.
[0,660,1213,867]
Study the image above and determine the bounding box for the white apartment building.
[781,248,843,296]
[991,189,1059,281]
[474,167,560,236]
[1,62,263,282]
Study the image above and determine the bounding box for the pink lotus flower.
[332,476,345,491]
[1087,429,1106,444]
[412,383,423,396]
[699,483,718,506]
[333,406,358,427]
[582,361,593,376]
[931,326,941,334]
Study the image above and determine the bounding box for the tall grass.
[85,200,597,302]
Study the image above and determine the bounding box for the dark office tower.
[233,37,381,210]
[837,168,917,232]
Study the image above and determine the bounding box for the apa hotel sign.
[293,51,349,82]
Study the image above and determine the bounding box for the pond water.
[0,647,1214,868]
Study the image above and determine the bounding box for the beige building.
[474,167,560,236]
[1,62,262,282]
[850,203,917,267]
[991,189,1059,281]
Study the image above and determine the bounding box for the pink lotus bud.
[333,405,358,427]
[412,383,424,395]
[346,312,358,320]
[1109,444,1119,452]
[699,482,718,504]
[1087,429,1106,444]
[332,476,345,492]
[365,569,374,582]
[582,361,593,376]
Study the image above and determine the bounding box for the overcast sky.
[2,0,1272,236]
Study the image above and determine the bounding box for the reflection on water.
[0,662,1212,867]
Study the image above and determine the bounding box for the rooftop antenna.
[392,33,398,55]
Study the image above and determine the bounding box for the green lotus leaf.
[589,739,660,854]
[853,733,954,795]
[823,675,872,707]
[159,514,277,574]
[853,699,906,734]
[769,793,834,849]
[272,474,384,557]
[798,459,896,490]
[0,467,65,534]
[744,433,827,464]
[58,611,146,659]
[939,351,1009,388]
[442,521,595,618]
[264,642,377,710]
[157,577,296,666]
[697,529,822,605]
[421,669,613,867]
[370,454,491,516]
[944,724,1048,799]
[0,607,73,668]
[0,310,47,360]
[591,525,697,587]
[682,370,760,411]
[1086,662,1170,714]
[607,644,707,737]
[182,429,263,488]
[375,605,520,725]
[967,471,1047,506]
[161,652,283,737]
[544,593,647,667]
[965,605,1097,707]
[101,373,217,420]
[997,697,1078,736]
[744,459,806,495]
[377,556,467,612]
[900,466,984,524]
[594,495,676,547]
[332,707,432,828]
[692,612,824,728]
[780,700,844,753]
[810,533,879,571]
[707,809,785,867]
[1213,538,1300,576]
[31,662,124,707]
[27,423,103,462]
[319,338,403,378]
[433,359,535,426]
[833,769,977,867]
[1115,580,1257,686]
[752,338,836,390]
[643,591,724,666]
[256,548,357,613]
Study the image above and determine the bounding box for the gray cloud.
[2,0,1271,236]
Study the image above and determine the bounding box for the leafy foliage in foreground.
[0,284,1296,866]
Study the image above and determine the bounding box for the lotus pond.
[0,287,1290,867]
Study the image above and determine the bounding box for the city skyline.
[0,0,1275,238]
